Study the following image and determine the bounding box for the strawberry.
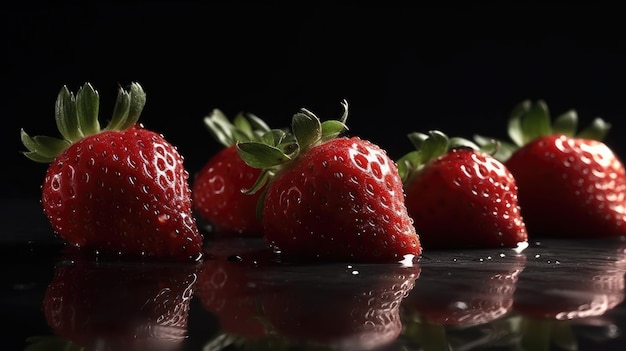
[397,131,528,250]
[20,82,203,260]
[192,109,270,237]
[39,250,200,350]
[475,100,626,238]
[237,100,422,263]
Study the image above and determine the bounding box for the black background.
[6,1,626,200]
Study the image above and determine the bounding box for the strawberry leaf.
[75,83,101,136]
[320,99,349,141]
[237,141,291,169]
[552,109,578,137]
[204,109,235,146]
[407,132,428,150]
[397,150,421,184]
[418,130,449,164]
[233,112,255,139]
[261,129,289,147]
[55,86,82,143]
[121,82,146,130]
[448,137,479,150]
[203,109,272,147]
[20,130,70,162]
[292,108,322,151]
[520,100,552,144]
[338,99,349,123]
[507,99,532,147]
[321,120,348,140]
[106,87,132,131]
[243,112,272,135]
[244,169,271,196]
[104,82,146,131]
[577,117,611,141]
[474,134,517,161]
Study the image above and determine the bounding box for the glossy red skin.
[192,145,263,236]
[262,136,422,263]
[404,148,528,249]
[43,253,199,350]
[41,125,203,260]
[505,135,626,238]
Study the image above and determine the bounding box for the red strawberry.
[20,82,203,260]
[40,250,200,350]
[192,110,270,237]
[475,100,626,238]
[397,131,528,250]
[237,100,422,263]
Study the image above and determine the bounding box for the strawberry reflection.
[512,239,626,350]
[400,250,526,349]
[31,249,199,351]
[196,238,420,350]
[197,238,280,345]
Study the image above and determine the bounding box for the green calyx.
[21,82,146,163]
[236,99,349,195]
[397,130,490,186]
[203,108,272,147]
[474,99,612,162]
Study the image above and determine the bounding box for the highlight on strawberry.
[20,82,204,260]
[192,109,271,237]
[397,130,529,250]
[235,100,422,263]
[474,100,626,238]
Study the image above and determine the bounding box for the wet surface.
[3,199,626,350]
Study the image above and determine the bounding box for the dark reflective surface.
[3,199,626,350]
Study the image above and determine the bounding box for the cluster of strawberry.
[21,82,626,262]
